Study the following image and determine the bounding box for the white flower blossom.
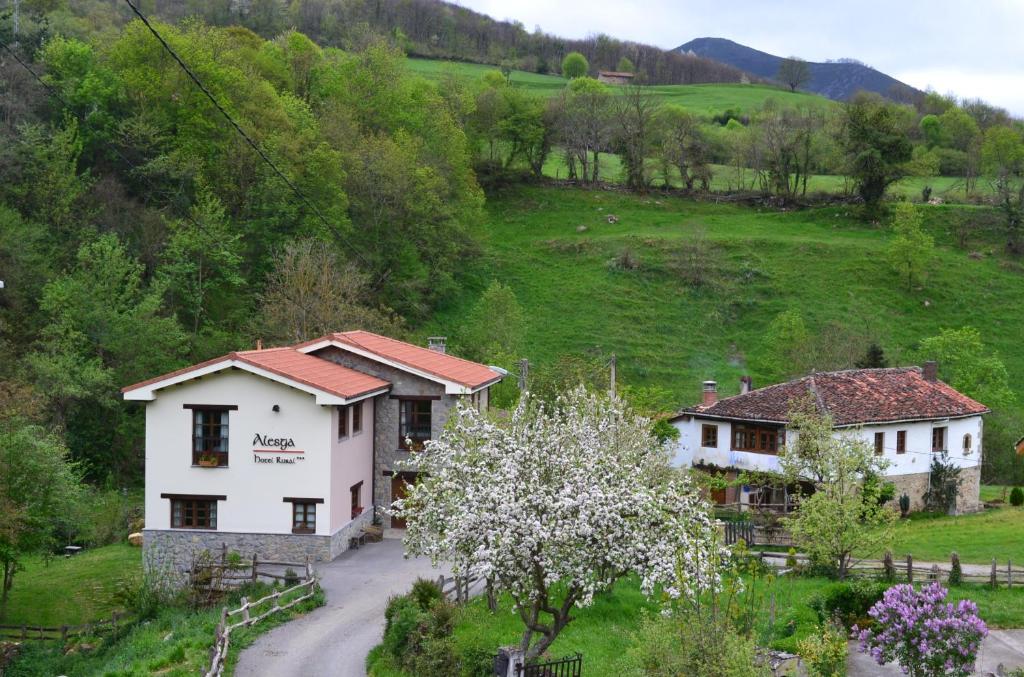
[394,387,721,660]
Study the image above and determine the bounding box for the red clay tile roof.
[677,368,989,426]
[311,330,502,389]
[122,347,390,400]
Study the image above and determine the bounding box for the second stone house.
[669,363,989,514]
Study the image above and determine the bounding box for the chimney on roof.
[740,375,753,394]
[427,336,447,354]
[256,338,263,351]
[923,360,938,382]
[702,380,718,406]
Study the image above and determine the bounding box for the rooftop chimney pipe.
[740,375,753,394]
[923,361,938,382]
[427,336,447,354]
[702,380,718,407]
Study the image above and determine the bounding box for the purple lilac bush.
[854,582,987,677]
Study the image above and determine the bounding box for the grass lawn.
[878,507,1024,565]
[981,484,1021,502]
[406,58,832,115]
[423,185,1023,417]
[368,575,1024,677]
[1,544,141,627]
[7,581,324,677]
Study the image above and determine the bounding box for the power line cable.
[121,0,377,274]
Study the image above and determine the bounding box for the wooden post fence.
[991,558,998,588]
[906,554,913,583]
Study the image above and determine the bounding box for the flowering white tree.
[394,388,720,661]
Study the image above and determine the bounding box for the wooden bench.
[348,532,367,550]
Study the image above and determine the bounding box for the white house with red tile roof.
[122,332,502,572]
[669,363,989,514]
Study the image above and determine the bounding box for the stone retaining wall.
[143,510,374,577]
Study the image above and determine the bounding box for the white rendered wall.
[672,418,784,473]
[144,370,338,536]
[330,399,374,532]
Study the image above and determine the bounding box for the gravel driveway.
[234,537,449,677]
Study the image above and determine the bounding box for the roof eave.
[299,338,501,394]
[122,359,391,406]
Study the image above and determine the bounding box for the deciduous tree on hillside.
[981,125,1024,253]
[886,202,934,290]
[777,57,811,92]
[561,51,589,79]
[917,326,1015,411]
[395,389,720,661]
[254,239,400,344]
[615,82,660,191]
[556,77,614,183]
[655,105,712,190]
[841,93,913,214]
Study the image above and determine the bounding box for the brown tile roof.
[122,347,390,400]
[310,330,502,389]
[677,367,989,426]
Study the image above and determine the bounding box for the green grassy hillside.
[426,185,1020,409]
[406,58,833,115]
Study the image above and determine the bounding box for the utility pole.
[609,353,616,396]
[11,0,19,44]
[517,358,529,392]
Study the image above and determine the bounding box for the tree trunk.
[0,561,13,621]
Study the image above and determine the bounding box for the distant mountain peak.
[676,37,919,101]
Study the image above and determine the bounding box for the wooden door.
[390,473,417,529]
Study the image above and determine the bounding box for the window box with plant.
[197,453,220,468]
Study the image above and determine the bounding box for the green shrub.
[898,493,911,517]
[623,611,768,677]
[114,566,185,620]
[382,595,422,659]
[1011,487,1024,507]
[409,577,444,611]
[808,580,887,629]
[949,552,963,586]
[382,592,463,674]
[797,624,848,677]
[403,601,460,676]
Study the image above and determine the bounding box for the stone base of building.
[886,465,981,515]
[143,510,374,578]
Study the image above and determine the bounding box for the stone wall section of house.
[886,471,931,513]
[143,514,373,579]
[886,465,982,514]
[315,347,461,526]
[956,465,982,513]
[329,509,374,559]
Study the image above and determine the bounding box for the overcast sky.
[456,0,1024,115]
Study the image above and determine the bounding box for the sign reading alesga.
[252,433,305,464]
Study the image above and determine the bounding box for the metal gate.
[516,653,582,677]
